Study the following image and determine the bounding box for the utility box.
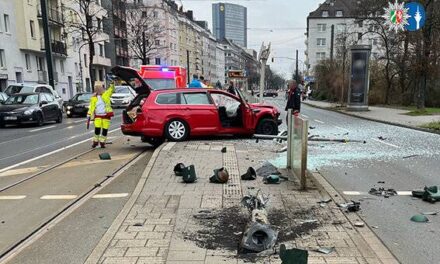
[347,45,371,111]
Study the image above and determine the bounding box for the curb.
[84,143,167,264]
[307,170,400,264]
[304,101,440,135]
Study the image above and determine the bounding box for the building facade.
[215,43,225,85]
[212,3,247,48]
[306,0,382,74]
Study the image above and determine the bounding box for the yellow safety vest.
[87,83,115,118]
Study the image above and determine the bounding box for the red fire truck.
[139,65,187,90]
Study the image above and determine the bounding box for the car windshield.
[5,85,34,95]
[73,93,92,102]
[144,79,176,90]
[4,94,39,105]
[115,86,131,94]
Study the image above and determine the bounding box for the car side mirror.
[40,101,48,106]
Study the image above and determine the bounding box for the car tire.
[256,118,278,135]
[141,136,165,147]
[165,119,189,141]
[36,113,44,127]
[56,110,63,123]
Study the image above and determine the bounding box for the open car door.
[111,66,152,96]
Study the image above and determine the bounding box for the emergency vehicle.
[139,65,187,90]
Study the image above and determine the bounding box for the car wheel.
[56,110,63,123]
[256,118,278,135]
[165,119,189,141]
[141,136,164,147]
[36,113,44,127]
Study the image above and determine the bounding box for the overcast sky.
[180,0,324,78]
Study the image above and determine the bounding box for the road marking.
[371,138,400,148]
[301,114,309,118]
[396,191,412,196]
[29,125,56,133]
[0,195,26,200]
[334,125,351,133]
[74,119,87,124]
[314,119,325,124]
[0,128,121,174]
[40,195,78,200]
[66,126,74,129]
[92,193,129,199]
[343,191,413,196]
[0,166,47,177]
[343,191,363,196]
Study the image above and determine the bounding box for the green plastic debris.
[411,214,429,223]
[279,244,308,264]
[182,165,197,183]
[412,186,440,203]
[99,153,111,160]
[264,175,280,184]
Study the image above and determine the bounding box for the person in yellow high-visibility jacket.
[87,81,115,148]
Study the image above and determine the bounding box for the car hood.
[111,66,151,96]
[0,104,33,113]
[111,93,131,98]
[249,103,280,114]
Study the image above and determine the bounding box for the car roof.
[10,92,39,96]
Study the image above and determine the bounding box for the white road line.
[40,195,78,200]
[396,191,413,196]
[343,191,363,196]
[314,119,325,124]
[29,125,56,133]
[301,114,309,118]
[92,193,129,199]
[0,128,120,174]
[0,195,26,200]
[371,138,400,148]
[334,125,351,133]
[74,119,87,124]
[66,126,74,129]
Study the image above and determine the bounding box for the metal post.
[259,60,266,103]
[295,50,299,83]
[330,25,334,62]
[301,119,308,190]
[79,51,84,92]
[186,50,190,84]
[287,109,292,169]
[40,0,54,88]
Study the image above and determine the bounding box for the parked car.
[64,92,93,118]
[4,84,63,110]
[111,66,282,146]
[255,90,278,98]
[0,92,8,103]
[110,85,136,108]
[0,93,63,127]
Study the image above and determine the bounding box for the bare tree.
[64,0,108,85]
[126,2,167,66]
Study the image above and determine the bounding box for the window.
[358,33,362,41]
[30,20,35,38]
[316,52,326,60]
[153,11,158,18]
[358,21,363,27]
[182,93,211,105]
[4,14,10,33]
[336,10,343,17]
[322,11,329,17]
[60,60,65,73]
[317,38,326,46]
[155,40,160,46]
[36,57,44,71]
[97,18,102,30]
[156,93,179,104]
[155,58,161,65]
[142,11,147,18]
[99,44,104,56]
[0,49,5,68]
[84,54,87,67]
[25,54,31,70]
[317,24,326,32]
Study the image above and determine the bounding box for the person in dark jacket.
[227,81,237,96]
[285,80,301,122]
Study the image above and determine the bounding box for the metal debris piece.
[302,219,319,224]
[133,223,143,227]
[221,147,227,153]
[315,247,335,254]
[241,167,257,181]
[338,201,360,212]
[241,191,269,212]
[422,212,439,216]
[403,154,420,159]
[411,215,429,223]
[309,126,316,130]
[173,163,185,176]
[276,146,288,153]
[369,188,397,197]
[279,244,308,264]
[371,226,379,229]
[256,162,281,177]
[378,136,387,140]
[318,198,332,204]
[377,181,385,184]
[354,221,365,227]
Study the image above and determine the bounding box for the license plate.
[4,116,17,120]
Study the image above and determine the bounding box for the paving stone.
[115,239,147,248]
[136,257,166,264]
[102,257,138,264]
[166,249,207,261]
[125,247,159,257]
[103,247,127,257]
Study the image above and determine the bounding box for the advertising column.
[347,45,371,111]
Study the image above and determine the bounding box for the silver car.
[4,84,64,110]
[110,86,136,108]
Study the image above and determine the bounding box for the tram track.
[0,147,149,263]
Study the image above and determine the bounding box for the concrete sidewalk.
[304,100,439,130]
[85,140,399,264]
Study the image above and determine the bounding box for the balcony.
[92,56,111,67]
[37,70,48,84]
[40,38,67,56]
[37,4,64,26]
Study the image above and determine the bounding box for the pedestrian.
[189,74,202,88]
[200,76,207,88]
[87,81,115,148]
[285,80,301,122]
[227,81,237,96]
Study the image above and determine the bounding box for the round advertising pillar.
[347,45,372,111]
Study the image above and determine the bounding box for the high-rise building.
[212,3,247,48]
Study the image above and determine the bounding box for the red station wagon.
[111,66,282,145]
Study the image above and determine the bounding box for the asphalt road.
[268,97,440,264]
[0,109,123,171]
